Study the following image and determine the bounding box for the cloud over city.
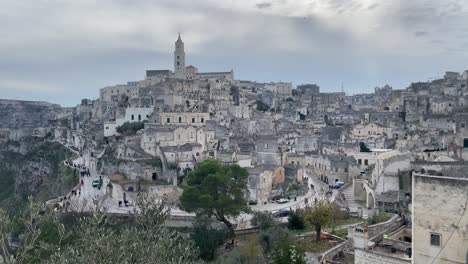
[1,0,467,105]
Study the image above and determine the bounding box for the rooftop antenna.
[341,83,344,94]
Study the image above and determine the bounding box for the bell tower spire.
[174,33,185,78]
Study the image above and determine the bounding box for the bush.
[256,100,270,112]
[259,226,293,254]
[287,210,305,230]
[251,211,275,231]
[191,215,229,261]
[272,238,305,264]
[116,122,144,135]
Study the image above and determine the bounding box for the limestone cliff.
[0,137,77,208]
[0,99,61,129]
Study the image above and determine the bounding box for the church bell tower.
[174,33,186,78]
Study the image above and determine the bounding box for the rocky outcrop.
[0,137,76,205]
[0,99,62,129]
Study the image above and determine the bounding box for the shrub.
[272,238,305,264]
[287,210,305,230]
[259,226,293,254]
[191,215,229,261]
[251,211,275,231]
[256,100,270,112]
[116,122,144,135]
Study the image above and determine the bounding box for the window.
[166,117,171,123]
[177,62,180,66]
[364,159,369,166]
[358,159,362,165]
[177,55,180,59]
[192,117,195,123]
[131,114,134,121]
[138,114,141,121]
[462,123,466,128]
[430,233,441,247]
[344,168,348,173]
[201,117,205,123]
[264,143,269,149]
[179,117,182,123]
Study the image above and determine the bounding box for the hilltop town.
[1,35,468,263]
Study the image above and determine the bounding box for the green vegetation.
[272,238,305,264]
[256,100,270,112]
[0,195,203,264]
[180,160,249,231]
[191,216,229,261]
[0,168,15,207]
[287,210,305,230]
[367,212,392,225]
[116,121,144,135]
[143,157,163,168]
[0,139,76,211]
[251,211,275,231]
[330,228,348,238]
[304,201,340,241]
[359,142,371,152]
[295,238,335,254]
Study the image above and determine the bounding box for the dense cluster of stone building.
[8,35,468,263]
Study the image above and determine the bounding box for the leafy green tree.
[287,210,305,230]
[251,211,275,231]
[272,237,305,264]
[304,201,340,241]
[180,160,249,231]
[191,215,229,261]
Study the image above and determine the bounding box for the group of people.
[65,160,91,177]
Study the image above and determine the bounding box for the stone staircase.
[341,184,370,219]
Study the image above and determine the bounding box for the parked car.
[273,209,290,218]
[276,198,289,204]
[92,179,101,188]
[335,181,345,188]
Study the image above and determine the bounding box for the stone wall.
[368,214,402,238]
[413,173,468,263]
[320,239,351,262]
[355,249,410,264]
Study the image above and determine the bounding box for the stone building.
[255,135,281,165]
[305,154,359,184]
[412,173,468,263]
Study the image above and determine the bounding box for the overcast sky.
[1,0,468,106]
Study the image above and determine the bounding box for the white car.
[276,198,289,204]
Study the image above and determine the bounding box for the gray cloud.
[0,0,467,106]
[368,3,379,10]
[256,2,272,9]
[414,31,429,37]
